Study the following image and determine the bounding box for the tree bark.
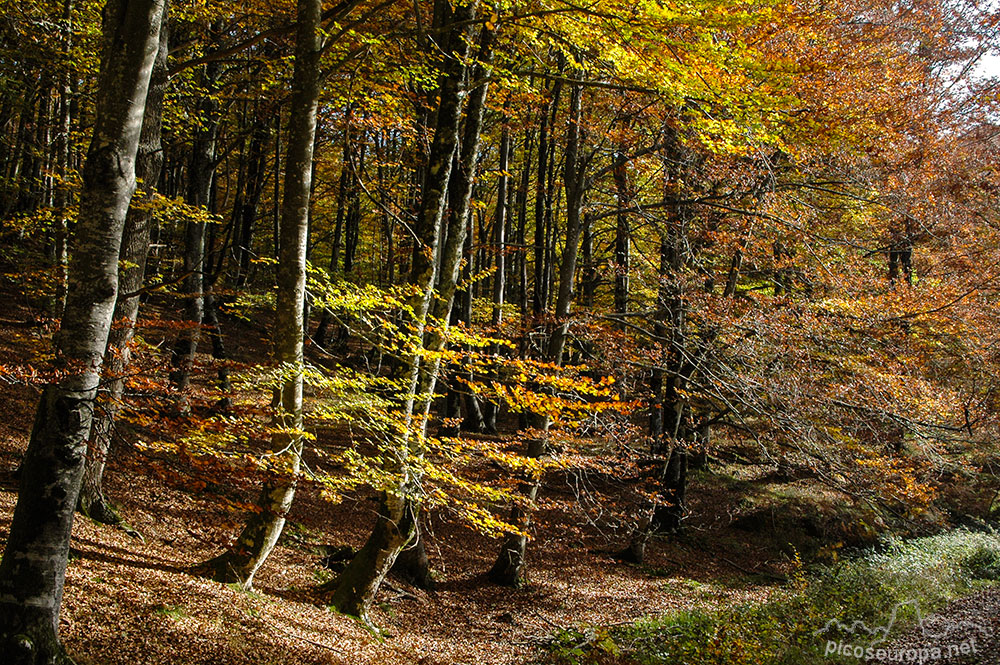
[78,5,170,525]
[313,137,350,347]
[612,146,631,317]
[233,107,271,287]
[324,0,481,620]
[482,123,510,433]
[169,31,221,401]
[194,0,322,590]
[0,0,165,660]
[490,78,586,586]
[52,0,74,316]
[622,130,693,561]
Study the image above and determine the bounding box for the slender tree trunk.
[0,0,164,660]
[888,222,913,286]
[516,131,532,318]
[482,124,510,433]
[612,147,631,317]
[78,7,169,525]
[202,289,232,408]
[623,132,694,561]
[490,79,586,586]
[194,0,323,590]
[343,145,363,275]
[234,109,270,287]
[532,84,552,317]
[313,141,350,347]
[169,33,221,400]
[440,24,496,435]
[459,223,488,433]
[325,0,481,619]
[581,212,596,307]
[487,437,543,586]
[52,0,73,315]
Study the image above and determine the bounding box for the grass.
[544,528,1000,665]
[152,604,187,620]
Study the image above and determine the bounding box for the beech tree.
[0,0,166,660]
[195,0,330,588]
[323,0,482,620]
[78,2,170,525]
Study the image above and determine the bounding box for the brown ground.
[0,275,797,665]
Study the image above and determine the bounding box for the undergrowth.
[543,528,1000,665]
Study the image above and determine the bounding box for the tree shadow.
[69,536,188,575]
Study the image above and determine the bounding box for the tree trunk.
[532,83,552,317]
[194,0,322,590]
[169,31,221,400]
[490,78,586,586]
[234,108,270,287]
[0,0,164,660]
[623,130,693,560]
[516,131,532,318]
[581,212,595,308]
[324,0,481,619]
[487,437,543,586]
[325,493,417,616]
[202,289,232,409]
[390,516,435,589]
[313,139,350,347]
[52,0,73,316]
[482,123,510,432]
[377,2,489,598]
[459,226,487,433]
[612,146,631,317]
[78,5,169,525]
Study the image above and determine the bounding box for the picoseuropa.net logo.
[812,599,993,663]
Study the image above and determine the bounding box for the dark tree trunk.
[390,517,435,589]
[581,212,595,308]
[234,108,270,287]
[343,140,364,275]
[459,227,487,433]
[487,436,544,586]
[653,448,689,532]
[516,131,532,318]
[406,12,497,556]
[532,82,552,317]
[490,78,587,586]
[888,223,913,286]
[170,33,221,399]
[313,139,350,347]
[0,0,165,660]
[612,147,631,317]
[202,289,231,409]
[482,123,510,433]
[651,145,691,534]
[630,131,695,558]
[52,0,74,315]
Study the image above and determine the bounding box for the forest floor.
[0,269,977,665]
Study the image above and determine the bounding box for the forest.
[2,0,1000,663]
